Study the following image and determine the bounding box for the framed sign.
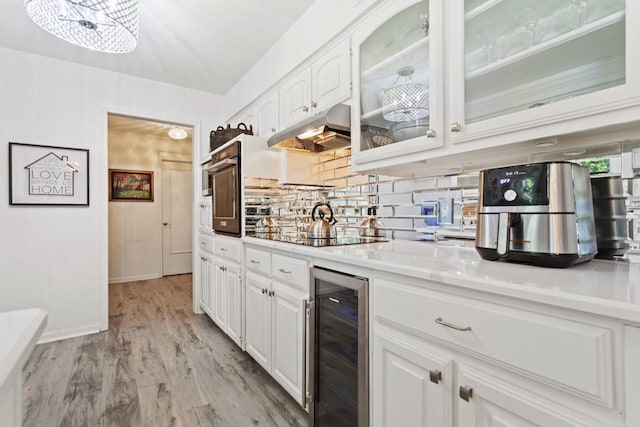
[9,142,90,206]
[109,169,154,202]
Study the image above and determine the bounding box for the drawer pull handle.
[435,317,472,332]
[429,370,442,384]
[250,260,260,264]
[220,248,228,252]
[278,268,292,274]
[459,385,473,402]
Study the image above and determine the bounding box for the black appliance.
[309,267,368,427]
[207,141,241,236]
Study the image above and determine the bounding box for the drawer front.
[375,278,615,408]
[271,253,309,292]
[215,236,241,262]
[245,247,271,276]
[198,235,214,254]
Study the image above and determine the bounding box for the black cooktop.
[253,234,387,247]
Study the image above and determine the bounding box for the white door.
[373,329,451,427]
[213,259,226,329]
[311,37,351,113]
[271,283,305,404]
[224,263,242,348]
[162,159,192,276]
[279,67,312,129]
[245,272,272,371]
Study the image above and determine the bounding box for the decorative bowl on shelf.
[390,118,430,142]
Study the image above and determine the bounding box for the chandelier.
[24,0,139,53]
[382,66,428,122]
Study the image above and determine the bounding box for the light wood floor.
[23,274,308,427]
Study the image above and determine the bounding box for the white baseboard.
[38,323,101,344]
[108,273,161,284]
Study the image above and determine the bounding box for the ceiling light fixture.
[24,0,139,54]
[168,127,188,140]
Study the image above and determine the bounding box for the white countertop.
[0,309,47,388]
[243,237,640,323]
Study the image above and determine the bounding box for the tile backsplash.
[244,149,479,241]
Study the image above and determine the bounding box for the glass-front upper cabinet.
[449,0,634,144]
[352,0,444,169]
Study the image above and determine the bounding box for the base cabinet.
[224,262,242,347]
[372,273,627,427]
[373,328,451,427]
[198,252,214,317]
[245,272,272,369]
[271,282,306,404]
[244,246,309,407]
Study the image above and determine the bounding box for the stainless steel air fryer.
[475,161,597,267]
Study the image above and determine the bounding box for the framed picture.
[109,169,154,202]
[9,142,90,206]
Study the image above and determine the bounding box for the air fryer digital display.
[482,163,549,206]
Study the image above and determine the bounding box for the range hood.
[267,104,351,153]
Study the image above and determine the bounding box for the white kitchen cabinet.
[279,38,351,129]
[351,0,444,172]
[373,326,451,427]
[257,91,279,137]
[213,259,227,330]
[243,245,309,407]
[205,235,243,347]
[350,0,640,177]
[372,272,626,426]
[198,235,215,317]
[245,271,272,369]
[446,0,639,146]
[224,261,242,347]
[271,282,306,404]
[456,362,607,427]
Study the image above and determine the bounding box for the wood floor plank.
[23,274,308,427]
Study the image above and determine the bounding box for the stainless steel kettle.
[359,207,386,238]
[255,217,279,237]
[307,202,337,239]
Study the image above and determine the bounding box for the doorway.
[161,157,193,275]
[107,114,193,283]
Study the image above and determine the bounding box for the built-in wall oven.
[309,267,368,427]
[207,141,241,236]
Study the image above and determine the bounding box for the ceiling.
[0,0,316,95]
[108,114,193,139]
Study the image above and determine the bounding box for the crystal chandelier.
[24,0,139,53]
[382,66,428,122]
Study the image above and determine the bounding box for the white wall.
[224,0,379,117]
[108,130,192,283]
[0,47,224,342]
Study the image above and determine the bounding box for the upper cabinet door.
[351,0,444,170]
[311,38,352,112]
[448,0,639,145]
[279,67,313,130]
[257,91,279,137]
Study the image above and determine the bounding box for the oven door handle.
[205,157,237,172]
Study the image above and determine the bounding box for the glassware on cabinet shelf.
[463,0,626,125]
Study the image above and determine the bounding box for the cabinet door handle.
[271,127,276,133]
[459,385,473,402]
[278,268,292,274]
[429,370,442,384]
[250,260,260,264]
[311,101,317,108]
[220,248,228,252]
[426,129,436,138]
[261,288,267,294]
[450,122,462,132]
[268,290,275,297]
[435,317,472,332]
[302,106,309,113]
